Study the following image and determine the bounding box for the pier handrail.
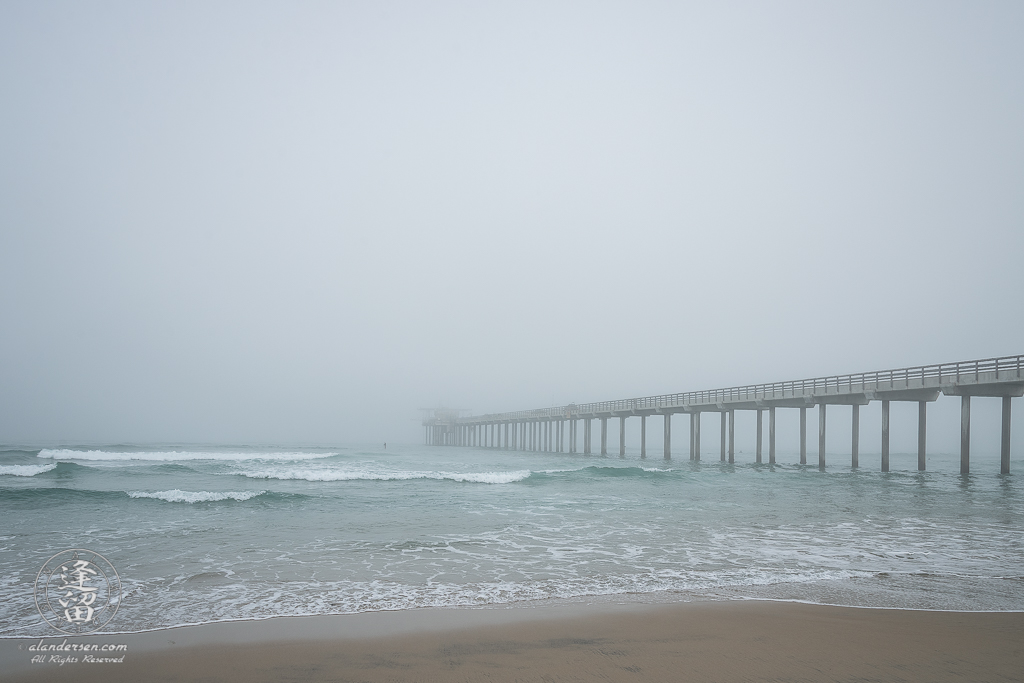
[458,354,1023,423]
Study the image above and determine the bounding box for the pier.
[423,355,1023,473]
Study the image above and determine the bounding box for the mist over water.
[2,3,1023,643]
[2,443,1022,636]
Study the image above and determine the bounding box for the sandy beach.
[6,600,1023,683]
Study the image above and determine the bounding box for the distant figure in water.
[384,442,386,449]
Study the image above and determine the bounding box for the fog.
[1,2,1022,449]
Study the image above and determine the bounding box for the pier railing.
[460,354,1024,423]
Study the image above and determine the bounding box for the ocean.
[2,443,1022,637]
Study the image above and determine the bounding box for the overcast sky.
[1,1,1022,446]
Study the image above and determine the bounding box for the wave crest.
[127,490,267,503]
[238,468,531,484]
[38,449,337,462]
[0,463,58,477]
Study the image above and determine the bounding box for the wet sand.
[7,600,1024,682]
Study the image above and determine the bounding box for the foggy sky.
[2,1,1022,448]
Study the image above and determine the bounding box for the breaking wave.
[0,463,58,477]
[237,467,531,484]
[127,489,268,503]
[38,449,337,462]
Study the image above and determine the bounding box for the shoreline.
[7,599,1024,682]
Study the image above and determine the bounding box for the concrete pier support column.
[600,418,608,455]
[641,416,647,459]
[852,405,859,468]
[769,407,776,464]
[881,400,890,472]
[663,414,671,460]
[728,411,735,463]
[756,410,763,464]
[619,417,626,457]
[800,407,807,465]
[688,413,695,460]
[584,419,592,454]
[720,412,727,462]
[693,413,700,461]
[1002,396,1011,475]
[960,396,970,475]
[918,402,927,471]
[818,404,826,471]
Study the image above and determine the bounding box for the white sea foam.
[39,449,336,462]
[0,463,58,476]
[127,490,267,503]
[238,467,531,484]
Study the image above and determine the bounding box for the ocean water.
[1,443,1022,637]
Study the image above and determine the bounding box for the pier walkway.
[423,355,1024,474]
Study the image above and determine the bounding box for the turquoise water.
[2,443,1023,636]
